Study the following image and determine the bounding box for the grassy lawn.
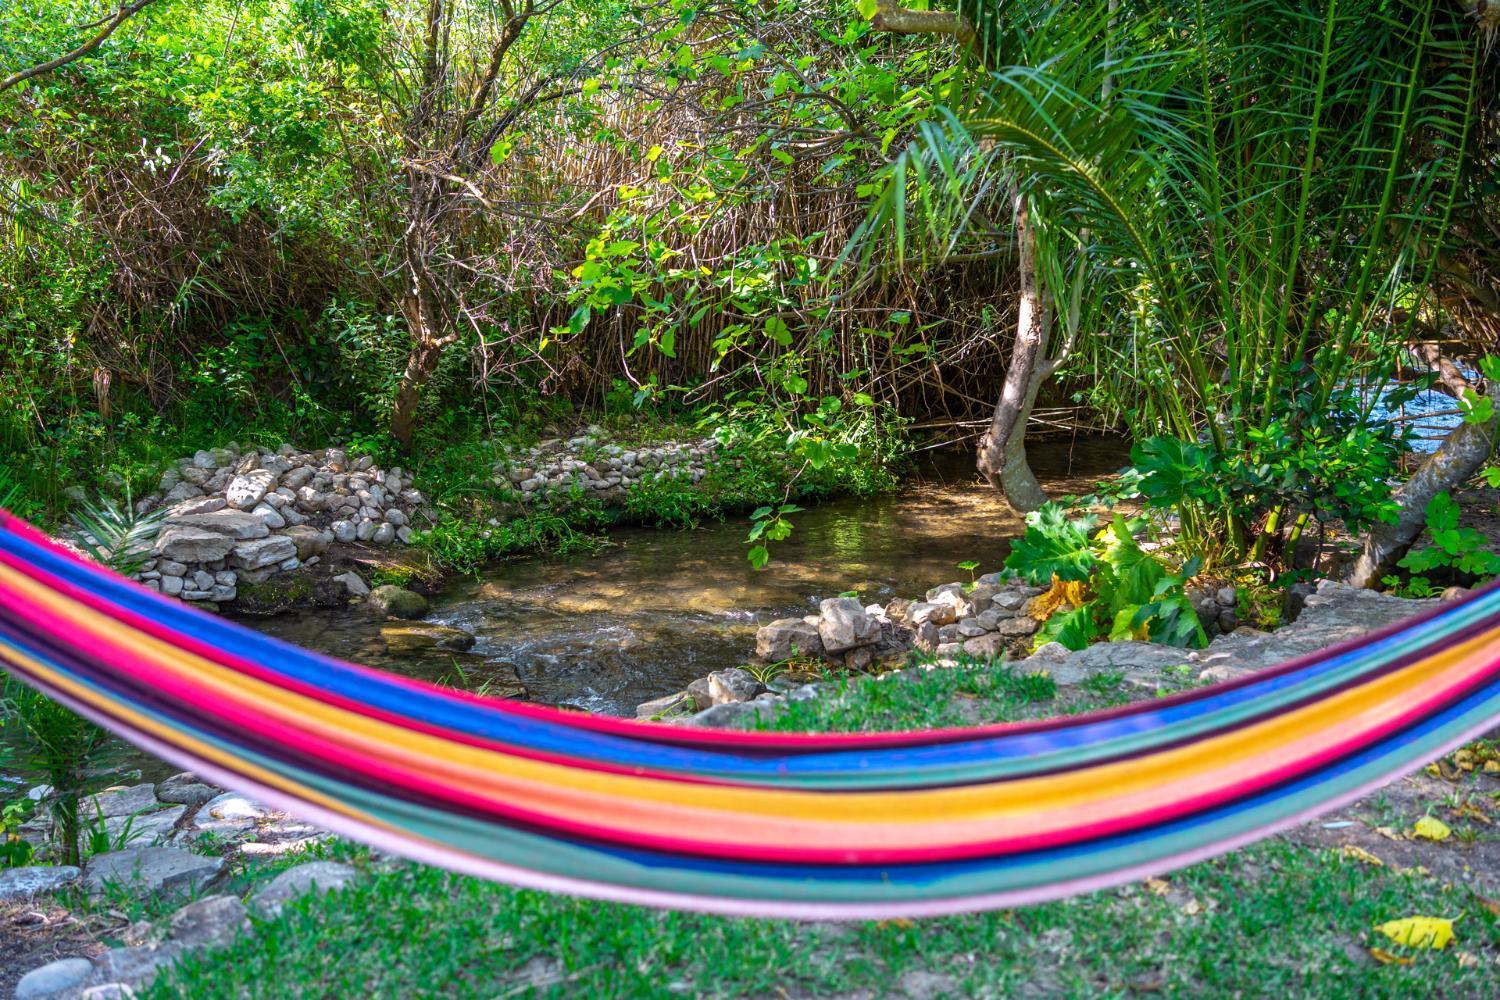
[139,658,1500,998]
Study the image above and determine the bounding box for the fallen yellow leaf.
[1340,845,1384,866]
[1182,899,1202,916]
[1376,915,1457,950]
[1143,877,1171,896]
[876,918,914,929]
[1456,951,1480,969]
[1426,763,1443,778]
[1411,816,1452,841]
[1484,760,1500,774]
[1369,947,1414,965]
[1376,826,1404,841]
[1454,749,1477,771]
[1454,801,1492,825]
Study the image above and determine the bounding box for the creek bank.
[6,771,364,1000]
[493,427,718,501]
[642,580,1438,728]
[134,444,428,611]
[122,428,735,617]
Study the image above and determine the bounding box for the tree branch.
[0,0,163,95]
[870,1,979,56]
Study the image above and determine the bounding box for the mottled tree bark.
[1346,376,1500,588]
[977,197,1049,512]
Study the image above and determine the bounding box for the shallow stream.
[246,438,1125,715]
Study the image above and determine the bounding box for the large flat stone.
[104,805,186,847]
[164,510,271,540]
[249,861,359,917]
[230,535,297,570]
[168,894,250,949]
[154,527,235,564]
[0,865,81,901]
[156,772,220,806]
[84,847,224,899]
[89,783,158,818]
[15,957,94,1000]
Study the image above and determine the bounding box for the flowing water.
[246,437,1125,716]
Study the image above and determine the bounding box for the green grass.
[140,841,1497,998]
[135,662,1498,997]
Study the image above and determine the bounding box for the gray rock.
[282,466,314,490]
[156,773,220,806]
[354,518,377,542]
[333,571,370,598]
[202,792,269,822]
[168,496,225,517]
[992,590,1031,611]
[167,894,250,949]
[993,615,1041,637]
[156,559,188,577]
[250,502,286,529]
[230,535,297,570]
[381,623,475,654]
[249,861,358,917]
[165,510,270,541]
[372,522,396,545]
[754,618,823,661]
[907,601,956,627]
[191,569,214,591]
[90,784,158,818]
[155,528,235,564]
[368,585,429,619]
[635,692,693,718]
[962,634,1011,659]
[15,957,95,999]
[1216,586,1237,607]
[956,618,988,638]
[0,865,81,901]
[706,667,761,704]
[84,847,224,898]
[80,985,137,1000]
[331,519,356,543]
[160,575,184,597]
[225,470,277,510]
[914,620,940,652]
[689,702,756,729]
[817,597,879,653]
[91,944,183,989]
[385,508,408,527]
[104,805,186,847]
[686,676,714,710]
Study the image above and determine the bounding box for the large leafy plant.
[1004,505,1206,651]
[1398,492,1500,583]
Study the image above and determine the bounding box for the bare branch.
[0,0,164,95]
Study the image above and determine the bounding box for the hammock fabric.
[2,509,1498,919]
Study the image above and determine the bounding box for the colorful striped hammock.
[2,509,1498,919]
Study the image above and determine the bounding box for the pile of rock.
[136,445,426,606]
[680,580,1441,732]
[753,575,1047,671]
[637,577,1052,723]
[496,429,717,502]
[1188,583,1241,638]
[6,773,357,998]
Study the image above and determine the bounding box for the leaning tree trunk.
[1346,376,1500,588]
[388,179,456,451]
[977,197,1050,513]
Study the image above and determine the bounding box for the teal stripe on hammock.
[19,637,1499,906]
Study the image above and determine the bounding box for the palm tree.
[861,0,1480,556]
